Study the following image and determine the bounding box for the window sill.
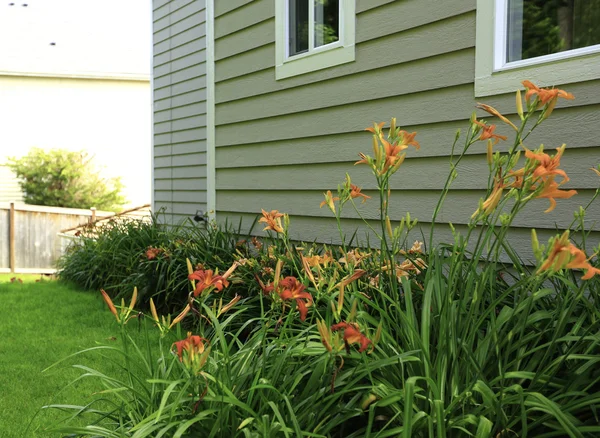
[275,44,355,80]
[475,51,600,97]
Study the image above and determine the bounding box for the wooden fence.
[0,203,114,274]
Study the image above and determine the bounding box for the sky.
[0,0,151,76]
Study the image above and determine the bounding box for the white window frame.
[275,0,355,80]
[475,0,600,97]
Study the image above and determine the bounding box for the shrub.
[8,148,125,211]
[57,215,245,312]
[46,81,600,437]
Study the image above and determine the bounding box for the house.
[152,0,600,257]
[0,0,152,208]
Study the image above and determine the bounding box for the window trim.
[275,0,355,80]
[475,0,600,97]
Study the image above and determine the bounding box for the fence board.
[0,204,113,273]
[0,209,8,269]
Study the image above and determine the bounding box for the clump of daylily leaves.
[49,81,600,437]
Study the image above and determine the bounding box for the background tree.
[8,148,125,211]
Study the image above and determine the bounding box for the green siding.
[153,0,208,224]
[213,0,600,252]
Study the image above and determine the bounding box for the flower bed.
[50,81,600,437]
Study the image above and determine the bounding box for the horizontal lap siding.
[153,0,208,224]
[213,0,600,251]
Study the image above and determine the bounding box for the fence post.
[9,202,15,273]
[90,207,96,224]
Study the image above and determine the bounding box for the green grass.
[0,274,132,437]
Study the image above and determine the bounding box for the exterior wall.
[0,165,23,204]
[153,0,208,224]
[212,0,600,257]
[0,75,151,207]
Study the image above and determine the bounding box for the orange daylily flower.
[304,252,333,267]
[535,176,577,213]
[476,103,518,131]
[349,184,370,203]
[472,176,505,218]
[507,167,525,189]
[538,231,600,279]
[365,121,386,134]
[398,130,420,150]
[331,322,372,353]
[251,236,263,250]
[565,247,600,280]
[525,145,569,181]
[258,209,285,233]
[278,276,313,321]
[145,247,163,260]
[339,249,371,266]
[522,80,574,105]
[320,190,340,212]
[356,126,419,175]
[173,333,206,360]
[355,152,370,166]
[255,274,275,295]
[473,120,507,145]
[172,332,210,374]
[379,132,419,173]
[188,269,230,297]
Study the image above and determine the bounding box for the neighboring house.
[152,0,600,257]
[0,0,152,208]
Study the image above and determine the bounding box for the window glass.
[506,0,600,63]
[314,0,339,48]
[289,0,309,56]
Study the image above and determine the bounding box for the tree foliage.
[8,148,125,211]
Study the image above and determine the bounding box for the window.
[475,0,600,96]
[275,0,355,80]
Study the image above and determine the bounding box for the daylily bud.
[531,229,540,258]
[100,289,120,322]
[222,261,239,280]
[274,259,283,289]
[542,98,557,120]
[169,304,191,329]
[390,117,396,135]
[516,89,524,119]
[361,394,378,410]
[386,216,393,237]
[389,153,406,174]
[129,287,138,313]
[316,319,333,352]
[217,294,241,317]
[283,213,290,231]
[337,283,345,314]
[373,322,382,344]
[301,256,316,286]
[348,299,358,321]
[486,139,493,166]
[149,298,159,322]
[372,135,378,158]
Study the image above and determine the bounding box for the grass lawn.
[0,274,136,437]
